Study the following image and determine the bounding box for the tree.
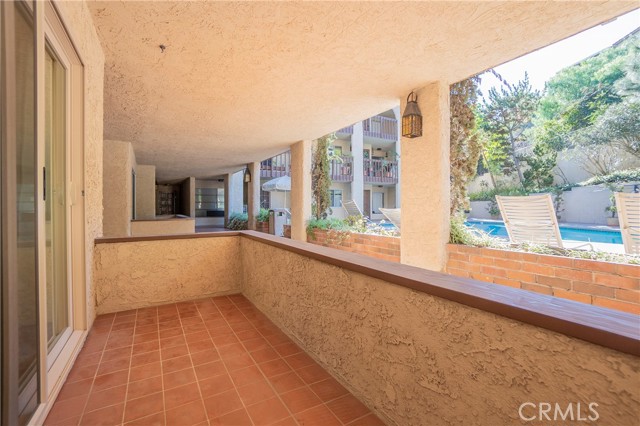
[311,133,336,219]
[477,74,541,186]
[450,76,482,214]
[521,142,556,191]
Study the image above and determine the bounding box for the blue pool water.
[465,220,622,244]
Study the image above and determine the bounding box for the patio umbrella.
[261,175,291,208]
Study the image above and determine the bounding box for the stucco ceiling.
[88,1,638,181]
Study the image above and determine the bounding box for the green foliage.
[257,208,270,223]
[578,168,640,186]
[311,134,336,220]
[468,185,529,201]
[477,74,541,184]
[226,213,248,230]
[521,143,557,191]
[449,216,505,247]
[486,199,500,217]
[616,36,640,102]
[450,77,483,214]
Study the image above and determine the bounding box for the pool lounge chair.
[615,192,640,255]
[341,200,364,218]
[379,208,401,232]
[496,194,592,250]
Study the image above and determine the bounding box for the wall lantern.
[402,91,422,138]
[243,167,251,183]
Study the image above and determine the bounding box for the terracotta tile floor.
[44,295,385,426]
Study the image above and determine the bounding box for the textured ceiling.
[88,1,637,181]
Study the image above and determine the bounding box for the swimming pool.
[465,220,623,244]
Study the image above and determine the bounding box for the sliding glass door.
[1,1,40,424]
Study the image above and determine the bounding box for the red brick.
[521,283,553,296]
[572,281,615,298]
[593,297,640,315]
[616,264,640,279]
[521,262,555,276]
[554,268,593,282]
[537,275,571,290]
[615,288,640,304]
[494,259,522,270]
[553,289,592,305]
[493,277,521,289]
[574,259,617,273]
[470,272,493,283]
[446,244,459,253]
[594,274,639,290]
[537,254,574,268]
[469,255,494,266]
[504,251,531,262]
[481,266,507,278]
[449,252,470,262]
[505,270,536,283]
[447,260,468,270]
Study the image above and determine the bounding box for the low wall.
[446,244,640,315]
[93,234,241,314]
[307,229,400,262]
[241,234,639,426]
[131,217,195,236]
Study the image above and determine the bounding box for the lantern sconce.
[243,167,252,183]
[402,91,422,138]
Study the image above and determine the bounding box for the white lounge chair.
[341,200,364,218]
[496,194,592,250]
[615,192,640,255]
[379,208,401,231]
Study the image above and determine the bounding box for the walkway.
[44,296,383,426]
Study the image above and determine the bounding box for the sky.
[478,9,640,98]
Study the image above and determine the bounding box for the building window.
[260,189,270,209]
[330,190,343,208]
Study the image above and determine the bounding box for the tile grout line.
[118,309,139,426]
[76,314,116,426]
[227,296,303,426]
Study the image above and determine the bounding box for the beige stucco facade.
[239,237,639,426]
[135,164,156,220]
[93,236,241,314]
[102,140,136,237]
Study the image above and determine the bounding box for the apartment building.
[261,109,401,220]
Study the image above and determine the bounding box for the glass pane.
[45,48,68,352]
[14,2,39,423]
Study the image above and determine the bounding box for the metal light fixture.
[243,167,251,183]
[402,91,422,138]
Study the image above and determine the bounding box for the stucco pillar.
[224,170,243,226]
[351,122,364,212]
[392,105,402,209]
[290,140,312,241]
[247,162,261,230]
[400,82,450,271]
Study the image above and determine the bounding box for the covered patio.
[1,1,638,425]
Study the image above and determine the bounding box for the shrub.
[468,186,528,201]
[226,213,248,230]
[579,169,640,186]
[257,208,270,223]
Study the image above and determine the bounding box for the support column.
[224,170,243,226]
[392,106,402,209]
[247,162,261,230]
[350,122,364,212]
[290,140,312,241]
[400,82,450,271]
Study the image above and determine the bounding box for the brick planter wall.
[256,221,269,233]
[307,229,400,263]
[446,244,640,315]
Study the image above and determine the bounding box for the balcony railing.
[363,115,397,140]
[364,158,398,184]
[260,151,290,178]
[330,155,353,182]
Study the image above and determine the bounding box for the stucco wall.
[54,0,104,326]
[135,164,156,220]
[93,236,241,314]
[131,218,195,236]
[103,140,135,236]
[240,237,639,426]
